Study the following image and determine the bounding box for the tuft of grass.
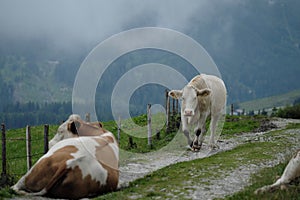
[222,115,263,136]
[286,123,300,129]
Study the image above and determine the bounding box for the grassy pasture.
[1,115,299,199]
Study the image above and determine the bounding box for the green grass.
[0,115,268,180]
[0,115,297,199]
[222,115,263,137]
[95,127,298,200]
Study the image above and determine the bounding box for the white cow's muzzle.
[184,109,194,116]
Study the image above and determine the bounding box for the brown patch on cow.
[89,121,104,129]
[46,164,117,199]
[73,120,107,137]
[24,145,78,193]
[93,137,119,190]
[99,161,119,193]
[93,138,118,170]
[46,166,112,199]
[101,135,115,143]
[47,137,118,198]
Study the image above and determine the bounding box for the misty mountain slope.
[0,0,299,115]
[0,54,72,103]
[188,0,300,102]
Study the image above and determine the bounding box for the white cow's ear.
[67,121,80,135]
[196,88,211,97]
[168,90,183,99]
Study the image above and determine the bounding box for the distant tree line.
[275,98,300,119]
[0,101,72,129]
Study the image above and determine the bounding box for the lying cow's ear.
[68,121,80,135]
[168,90,183,99]
[196,88,211,97]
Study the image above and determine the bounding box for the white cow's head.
[169,85,211,116]
[49,114,105,148]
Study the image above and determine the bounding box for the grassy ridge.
[237,89,300,112]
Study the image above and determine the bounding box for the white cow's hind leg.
[11,176,26,194]
[11,176,48,196]
[209,115,220,149]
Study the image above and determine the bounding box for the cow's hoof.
[192,144,202,152]
[190,141,201,152]
[209,144,219,150]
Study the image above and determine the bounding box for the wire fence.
[0,123,52,187]
[0,91,180,187]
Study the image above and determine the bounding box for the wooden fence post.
[1,123,6,176]
[44,124,49,154]
[26,125,32,171]
[175,99,179,114]
[231,104,234,116]
[85,113,91,122]
[117,116,121,144]
[147,104,152,147]
[165,90,170,133]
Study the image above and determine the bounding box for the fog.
[0,0,217,49]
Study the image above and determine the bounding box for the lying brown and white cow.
[255,149,300,194]
[169,74,226,151]
[11,114,119,199]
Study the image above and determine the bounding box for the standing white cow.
[169,74,226,151]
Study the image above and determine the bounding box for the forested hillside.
[0,0,300,127]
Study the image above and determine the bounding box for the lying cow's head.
[49,114,105,148]
[169,85,211,116]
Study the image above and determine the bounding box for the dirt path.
[118,118,300,199]
[11,118,300,200]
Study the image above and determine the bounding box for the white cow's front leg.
[191,119,206,151]
[190,129,201,151]
[182,116,192,146]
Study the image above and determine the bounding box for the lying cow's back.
[189,74,226,115]
[12,132,119,199]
